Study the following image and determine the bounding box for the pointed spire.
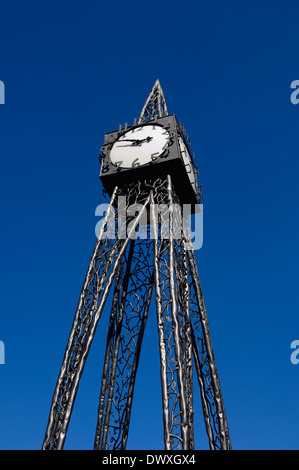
[138,79,168,124]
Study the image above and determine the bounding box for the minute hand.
[120,137,153,145]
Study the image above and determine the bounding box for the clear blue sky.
[0,0,299,450]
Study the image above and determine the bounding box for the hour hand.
[133,136,153,145]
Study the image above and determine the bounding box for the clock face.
[178,137,196,188]
[109,124,170,169]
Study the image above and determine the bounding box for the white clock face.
[109,124,170,169]
[178,137,196,188]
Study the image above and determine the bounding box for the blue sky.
[0,0,299,450]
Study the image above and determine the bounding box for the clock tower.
[42,80,231,451]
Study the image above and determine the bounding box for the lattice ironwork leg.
[151,175,231,450]
[93,241,135,450]
[42,189,151,450]
[93,179,169,449]
[166,176,190,450]
[94,236,155,450]
[172,236,194,450]
[150,177,193,450]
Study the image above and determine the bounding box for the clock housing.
[100,114,200,207]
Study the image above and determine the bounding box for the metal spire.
[138,79,168,123]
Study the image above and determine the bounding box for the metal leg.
[42,190,151,450]
[94,240,135,449]
[172,237,194,450]
[166,176,189,450]
[151,178,193,450]
[151,192,172,450]
[94,236,155,449]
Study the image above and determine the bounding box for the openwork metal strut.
[42,80,231,450]
[138,79,168,124]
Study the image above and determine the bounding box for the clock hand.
[131,137,153,146]
[119,137,153,146]
[119,138,143,146]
